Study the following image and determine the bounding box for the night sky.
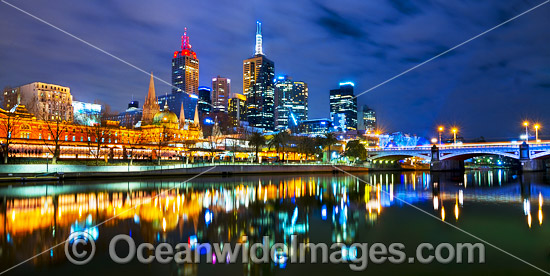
[0,0,548,140]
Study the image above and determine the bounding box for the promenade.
[0,163,370,182]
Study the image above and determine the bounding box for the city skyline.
[0,0,549,139]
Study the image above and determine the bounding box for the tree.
[248,132,266,163]
[297,136,318,162]
[268,131,291,162]
[126,132,144,165]
[86,121,109,165]
[344,140,367,162]
[0,110,22,164]
[151,125,174,166]
[41,118,67,164]
[323,133,338,162]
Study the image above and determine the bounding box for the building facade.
[243,21,275,131]
[211,76,230,112]
[172,28,199,95]
[3,82,73,122]
[299,118,332,135]
[228,93,246,127]
[274,76,308,130]
[330,82,357,131]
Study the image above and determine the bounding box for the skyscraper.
[243,21,275,131]
[330,82,357,131]
[198,86,212,118]
[172,28,199,95]
[228,93,246,127]
[274,75,308,130]
[212,76,230,112]
[362,105,376,132]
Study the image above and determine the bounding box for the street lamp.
[534,124,540,142]
[523,121,529,143]
[451,128,458,145]
[438,126,444,145]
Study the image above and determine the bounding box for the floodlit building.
[3,82,73,122]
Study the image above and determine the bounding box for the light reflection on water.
[0,170,549,275]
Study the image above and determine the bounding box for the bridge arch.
[367,151,431,161]
[439,151,520,161]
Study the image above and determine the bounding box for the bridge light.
[523,121,529,127]
[431,138,438,144]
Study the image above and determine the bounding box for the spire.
[181,27,191,50]
[147,72,156,100]
[254,21,263,55]
[163,93,169,110]
[193,104,200,126]
[179,102,185,126]
[141,72,160,125]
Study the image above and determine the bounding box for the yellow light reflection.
[441,206,445,221]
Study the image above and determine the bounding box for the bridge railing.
[367,142,550,152]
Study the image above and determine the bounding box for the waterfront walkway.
[0,162,370,182]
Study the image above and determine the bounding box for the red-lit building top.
[174,28,197,59]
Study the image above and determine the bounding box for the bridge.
[366,142,550,171]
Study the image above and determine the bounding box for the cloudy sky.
[0,0,548,140]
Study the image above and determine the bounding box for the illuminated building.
[274,75,308,130]
[141,73,160,125]
[0,75,202,161]
[358,105,376,132]
[108,100,142,128]
[212,76,230,112]
[172,28,199,95]
[72,101,101,126]
[243,21,275,131]
[330,82,357,131]
[3,82,73,122]
[198,86,212,118]
[228,93,246,127]
[299,119,332,135]
[0,104,201,160]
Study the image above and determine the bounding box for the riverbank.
[0,163,370,182]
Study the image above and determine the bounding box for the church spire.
[179,102,185,127]
[193,104,200,126]
[141,72,160,125]
[254,21,263,55]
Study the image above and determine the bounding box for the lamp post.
[438,126,444,145]
[534,124,540,142]
[452,128,458,145]
[524,121,529,143]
